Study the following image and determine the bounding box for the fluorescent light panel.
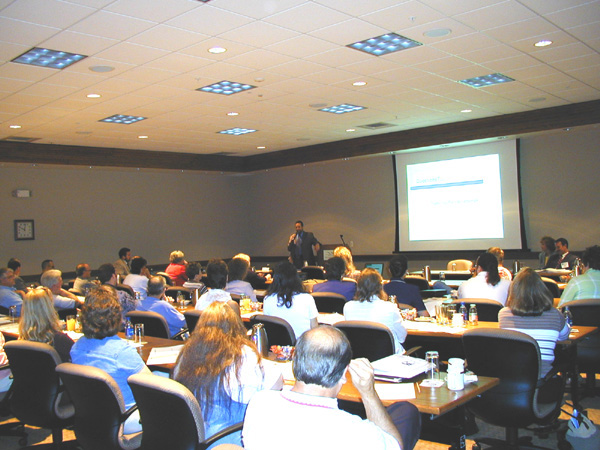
[198,81,256,95]
[348,33,422,56]
[12,47,87,69]
[319,104,365,114]
[459,73,515,88]
[218,128,256,135]
[99,114,146,124]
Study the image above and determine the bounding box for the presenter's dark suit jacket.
[551,252,578,270]
[288,231,319,269]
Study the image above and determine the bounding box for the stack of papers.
[372,354,430,381]
[145,345,184,365]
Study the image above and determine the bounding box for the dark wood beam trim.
[1,100,598,173]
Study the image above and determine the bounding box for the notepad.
[145,345,184,365]
[372,354,430,380]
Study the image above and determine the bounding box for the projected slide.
[407,154,504,241]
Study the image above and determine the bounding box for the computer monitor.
[364,263,384,275]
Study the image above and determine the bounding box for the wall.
[2,125,598,276]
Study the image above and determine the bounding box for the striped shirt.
[498,307,569,377]
[558,268,600,307]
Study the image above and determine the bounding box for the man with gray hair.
[136,276,186,338]
[0,268,24,315]
[41,269,83,310]
[242,326,420,450]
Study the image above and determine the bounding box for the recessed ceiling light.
[257,146,266,149]
[254,77,265,82]
[534,40,553,47]
[346,129,356,132]
[461,109,472,113]
[227,112,239,116]
[347,33,422,56]
[87,93,101,98]
[11,47,87,69]
[208,46,227,54]
[423,28,452,38]
[319,104,365,114]
[138,135,148,139]
[353,81,367,86]
[218,127,256,136]
[99,114,147,124]
[459,73,514,88]
[89,65,115,73]
[197,80,256,95]
[9,125,21,129]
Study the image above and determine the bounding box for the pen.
[415,382,421,393]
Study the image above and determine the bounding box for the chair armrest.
[172,328,190,341]
[198,421,244,449]
[120,404,139,423]
[404,346,422,357]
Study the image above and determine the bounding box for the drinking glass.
[9,305,17,323]
[425,351,440,380]
[66,315,76,332]
[134,323,145,344]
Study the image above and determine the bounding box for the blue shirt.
[137,296,186,338]
[70,335,146,408]
[383,278,427,312]
[0,285,23,315]
[312,280,356,301]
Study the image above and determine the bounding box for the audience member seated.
[97,263,138,326]
[344,269,407,353]
[182,262,208,294]
[487,247,512,281]
[195,259,232,311]
[234,253,270,290]
[226,257,257,302]
[263,261,318,340]
[174,302,283,447]
[123,256,150,300]
[73,263,99,293]
[165,250,188,286]
[499,268,570,377]
[19,287,74,362]
[243,326,421,450]
[559,245,600,307]
[114,247,131,279]
[40,269,83,310]
[383,255,428,317]
[138,276,186,338]
[334,246,361,281]
[7,257,27,293]
[552,238,578,270]
[312,256,356,301]
[0,267,24,315]
[0,332,11,393]
[41,259,55,274]
[70,286,151,434]
[538,236,557,269]
[458,253,511,305]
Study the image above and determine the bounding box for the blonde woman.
[334,246,361,281]
[19,287,74,362]
[165,250,188,286]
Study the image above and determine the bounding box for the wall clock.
[14,220,35,240]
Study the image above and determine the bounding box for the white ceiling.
[0,0,599,157]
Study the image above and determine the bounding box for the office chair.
[155,272,173,286]
[335,320,395,362]
[249,315,296,346]
[4,340,78,449]
[311,292,347,314]
[57,307,78,322]
[300,266,325,280]
[420,289,448,299]
[125,311,170,339]
[116,284,135,298]
[447,260,473,271]
[451,298,504,322]
[403,276,431,291]
[561,298,600,396]
[165,287,192,301]
[0,358,28,445]
[462,328,566,450]
[541,278,561,298]
[56,363,142,450]
[185,301,241,333]
[128,373,243,450]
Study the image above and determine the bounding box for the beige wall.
[2,126,599,275]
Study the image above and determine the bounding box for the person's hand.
[289,233,296,244]
[348,358,376,397]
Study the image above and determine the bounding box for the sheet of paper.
[375,383,416,400]
[317,313,344,326]
[145,345,184,365]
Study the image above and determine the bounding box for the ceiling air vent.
[2,136,40,142]
[358,122,395,130]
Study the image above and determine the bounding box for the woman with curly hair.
[19,287,74,362]
[173,302,282,447]
[165,250,188,286]
[70,285,150,434]
[334,246,361,281]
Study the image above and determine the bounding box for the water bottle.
[459,302,467,322]
[564,306,573,328]
[125,318,134,340]
[469,304,478,326]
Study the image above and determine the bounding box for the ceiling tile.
[455,1,537,31]
[264,2,351,33]
[483,16,561,43]
[214,0,306,20]
[224,50,294,70]
[95,43,169,65]
[145,53,213,73]
[105,0,196,22]
[218,21,300,47]
[0,0,94,28]
[362,0,446,30]
[266,35,336,58]
[309,18,388,46]
[40,31,119,56]
[166,5,253,35]
[69,10,155,40]
[517,0,594,16]
[128,25,208,52]
[418,0,506,17]
[0,17,59,46]
[314,0,409,17]
[545,2,600,28]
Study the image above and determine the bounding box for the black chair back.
[57,307,78,321]
[561,298,600,377]
[57,363,142,450]
[335,320,395,361]
[4,340,74,445]
[403,276,430,291]
[165,287,192,300]
[301,266,325,280]
[250,314,296,346]
[311,292,346,314]
[184,310,202,333]
[125,311,170,339]
[451,299,503,322]
[420,289,447,299]
[542,279,560,298]
[116,284,135,298]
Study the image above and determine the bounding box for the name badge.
[561,261,569,269]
